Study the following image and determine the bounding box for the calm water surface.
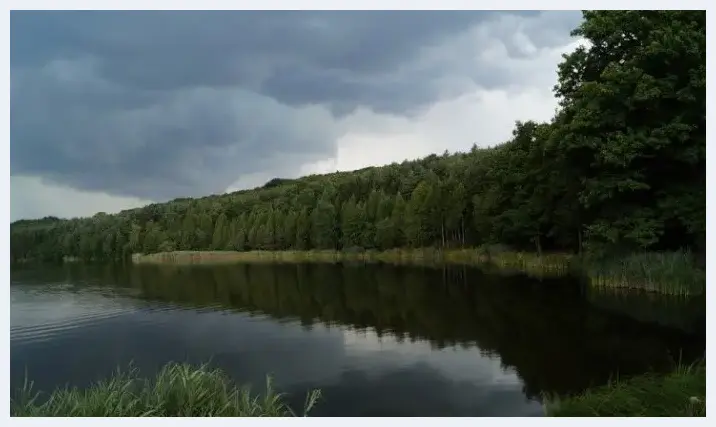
[10,263,705,417]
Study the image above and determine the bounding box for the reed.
[132,249,457,265]
[131,248,573,277]
[479,250,574,278]
[584,252,705,296]
[11,362,321,417]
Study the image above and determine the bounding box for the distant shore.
[131,248,574,276]
[130,249,704,296]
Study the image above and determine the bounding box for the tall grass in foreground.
[11,362,321,417]
[583,252,705,296]
[544,361,706,417]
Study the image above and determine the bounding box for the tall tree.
[211,212,228,250]
[341,196,364,249]
[554,11,705,251]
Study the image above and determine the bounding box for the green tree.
[391,192,407,247]
[295,208,311,250]
[311,191,339,249]
[554,11,705,251]
[211,213,228,250]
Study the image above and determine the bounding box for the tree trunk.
[460,217,465,247]
[535,234,542,257]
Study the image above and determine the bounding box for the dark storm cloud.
[10,10,579,201]
[11,70,335,199]
[12,11,521,112]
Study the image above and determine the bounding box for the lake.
[10,262,705,417]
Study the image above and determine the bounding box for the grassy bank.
[545,362,706,417]
[11,362,321,417]
[131,248,704,296]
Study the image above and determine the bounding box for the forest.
[10,11,706,265]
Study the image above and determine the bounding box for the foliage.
[11,12,705,270]
[11,362,321,417]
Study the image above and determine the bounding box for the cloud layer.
[10,10,583,220]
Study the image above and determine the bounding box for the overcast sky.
[10,10,584,221]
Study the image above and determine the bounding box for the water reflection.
[10,263,704,417]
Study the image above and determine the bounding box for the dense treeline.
[11,11,705,263]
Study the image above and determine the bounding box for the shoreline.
[129,249,704,296]
[131,248,575,276]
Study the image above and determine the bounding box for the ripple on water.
[10,285,143,347]
[10,308,131,344]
